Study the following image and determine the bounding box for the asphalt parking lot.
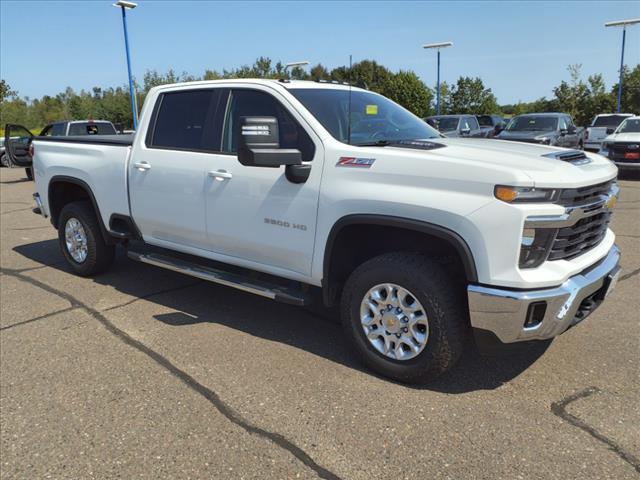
[1,166,638,480]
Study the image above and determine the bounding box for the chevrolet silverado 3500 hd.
[5,79,621,383]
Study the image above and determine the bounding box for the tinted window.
[593,115,629,127]
[290,88,440,145]
[68,122,117,135]
[51,123,66,136]
[427,116,458,132]
[476,115,493,127]
[506,116,558,131]
[151,90,222,151]
[468,116,479,130]
[222,89,315,161]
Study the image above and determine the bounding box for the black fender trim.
[49,176,115,245]
[322,214,478,305]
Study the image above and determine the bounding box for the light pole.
[113,0,138,129]
[284,61,310,79]
[605,18,640,113]
[423,42,453,116]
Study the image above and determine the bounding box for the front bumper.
[467,245,621,345]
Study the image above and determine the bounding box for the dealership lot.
[0,167,638,479]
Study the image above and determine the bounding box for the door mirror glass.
[237,117,302,168]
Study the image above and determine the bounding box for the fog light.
[525,301,547,328]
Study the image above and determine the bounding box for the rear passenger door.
[129,88,224,250]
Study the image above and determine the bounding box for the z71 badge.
[336,157,376,168]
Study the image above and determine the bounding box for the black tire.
[25,167,33,180]
[58,201,115,276]
[341,252,468,384]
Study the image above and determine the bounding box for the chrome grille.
[548,180,616,261]
[548,211,612,261]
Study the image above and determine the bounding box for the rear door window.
[149,89,223,151]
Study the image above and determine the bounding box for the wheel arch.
[48,176,113,245]
[322,214,478,306]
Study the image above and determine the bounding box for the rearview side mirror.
[606,128,615,135]
[460,127,471,136]
[237,116,302,168]
[560,129,568,136]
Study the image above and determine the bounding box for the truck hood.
[373,138,617,188]
[495,130,555,141]
[603,132,640,143]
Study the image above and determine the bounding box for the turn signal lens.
[494,186,558,203]
[495,186,519,202]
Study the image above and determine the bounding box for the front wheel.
[58,201,115,276]
[341,253,468,384]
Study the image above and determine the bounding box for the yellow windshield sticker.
[365,104,378,115]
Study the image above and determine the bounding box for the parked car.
[40,120,118,137]
[496,113,584,149]
[3,120,118,180]
[424,115,491,138]
[6,79,621,384]
[599,116,640,171]
[476,114,507,137]
[584,113,634,152]
[0,138,7,167]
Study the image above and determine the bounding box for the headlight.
[519,227,557,268]
[535,136,551,144]
[494,186,559,203]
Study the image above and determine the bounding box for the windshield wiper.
[353,140,394,147]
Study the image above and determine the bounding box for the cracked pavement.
[1,167,639,479]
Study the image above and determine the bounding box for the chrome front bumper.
[467,245,621,344]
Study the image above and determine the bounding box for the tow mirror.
[237,117,302,168]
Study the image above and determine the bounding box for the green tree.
[611,64,640,114]
[449,76,499,114]
[384,71,433,117]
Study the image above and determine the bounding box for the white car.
[599,116,640,170]
[585,113,634,152]
[5,79,622,383]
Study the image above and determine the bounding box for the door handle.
[134,161,151,171]
[208,169,233,181]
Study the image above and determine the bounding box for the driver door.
[4,124,34,167]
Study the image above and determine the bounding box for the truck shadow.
[14,239,549,394]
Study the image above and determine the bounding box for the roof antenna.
[347,54,353,145]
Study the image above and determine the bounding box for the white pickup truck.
[5,79,622,383]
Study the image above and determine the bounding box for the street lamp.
[423,42,453,116]
[113,0,139,130]
[284,61,310,78]
[605,18,640,113]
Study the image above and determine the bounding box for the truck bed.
[33,136,133,229]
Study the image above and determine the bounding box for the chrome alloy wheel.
[64,217,88,263]
[360,283,429,361]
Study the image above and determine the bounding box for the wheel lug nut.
[403,327,408,333]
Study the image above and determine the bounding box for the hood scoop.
[542,150,592,166]
[389,139,446,151]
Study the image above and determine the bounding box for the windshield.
[616,118,640,134]
[506,116,558,132]
[289,88,440,145]
[68,122,117,136]
[593,115,629,127]
[476,115,495,127]
[428,117,459,132]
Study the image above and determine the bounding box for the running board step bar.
[127,251,310,306]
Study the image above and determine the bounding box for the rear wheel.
[341,252,468,384]
[58,201,115,276]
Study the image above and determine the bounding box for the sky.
[1,0,639,105]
